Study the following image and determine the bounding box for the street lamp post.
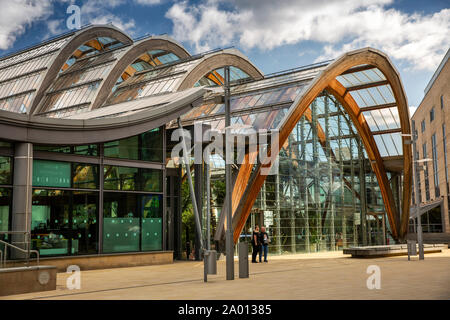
[407,124,431,260]
[224,66,234,280]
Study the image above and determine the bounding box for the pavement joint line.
[27,264,333,300]
[28,278,204,300]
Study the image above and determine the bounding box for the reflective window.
[103,166,162,192]
[443,124,449,192]
[431,133,440,197]
[73,163,99,189]
[430,107,435,122]
[0,188,12,241]
[33,160,99,189]
[419,206,443,233]
[34,144,98,156]
[31,189,99,256]
[0,156,11,185]
[104,128,163,162]
[33,160,71,188]
[103,193,162,253]
[423,143,430,201]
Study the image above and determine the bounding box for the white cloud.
[165,0,450,71]
[409,106,418,116]
[0,0,53,50]
[135,0,163,5]
[80,0,136,35]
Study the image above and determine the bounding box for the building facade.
[411,49,450,235]
[0,25,412,261]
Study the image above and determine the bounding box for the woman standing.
[251,225,260,263]
[259,226,269,262]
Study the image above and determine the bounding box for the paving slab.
[1,249,449,300]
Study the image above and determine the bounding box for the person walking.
[259,226,270,262]
[251,225,260,263]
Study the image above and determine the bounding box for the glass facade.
[250,95,386,253]
[203,93,390,254]
[27,127,165,257]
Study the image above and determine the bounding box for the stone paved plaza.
[2,249,450,300]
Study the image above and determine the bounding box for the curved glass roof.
[178,64,322,131]
[34,38,184,118]
[60,36,125,72]
[336,65,403,157]
[113,49,181,91]
[37,45,129,118]
[0,35,73,114]
[194,66,250,87]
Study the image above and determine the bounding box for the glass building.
[0,25,412,263]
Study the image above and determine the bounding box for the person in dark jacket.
[259,226,269,262]
[251,225,260,263]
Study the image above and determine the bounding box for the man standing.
[251,225,260,263]
[259,226,269,263]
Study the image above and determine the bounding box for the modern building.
[0,24,412,264]
[410,48,449,238]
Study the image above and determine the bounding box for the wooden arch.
[90,36,191,110]
[176,49,264,91]
[231,48,412,243]
[30,25,133,115]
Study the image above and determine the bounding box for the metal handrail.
[0,231,40,268]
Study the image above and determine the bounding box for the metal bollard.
[407,240,417,260]
[239,242,249,278]
[203,250,217,282]
[206,250,217,274]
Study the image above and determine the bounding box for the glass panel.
[32,160,71,188]
[74,144,98,156]
[104,166,162,192]
[141,128,163,162]
[0,91,34,113]
[73,163,99,189]
[104,128,163,162]
[0,156,11,185]
[104,136,139,160]
[31,189,70,256]
[103,192,140,253]
[0,188,12,240]
[34,144,98,156]
[141,194,163,251]
[31,189,99,256]
[0,71,43,99]
[71,191,99,254]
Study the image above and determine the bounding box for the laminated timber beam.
[230,48,412,243]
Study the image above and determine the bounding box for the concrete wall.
[6,251,173,272]
[0,266,56,296]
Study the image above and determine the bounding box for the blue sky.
[0,0,448,114]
